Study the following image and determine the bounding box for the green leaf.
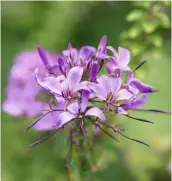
[155,12,170,28]
[151,34,163,48]
[142,21,158,33]
[126,10,145,22]
[132,1,152,9]
[128,26,142,39]
[120,32,129,40]
[130,43,145,57]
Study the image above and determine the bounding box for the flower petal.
[37,47,51,71]
[122,94,148,109]
[118,47,130,68]
[85,107,106,121]
[97,75,110,95]
[66,66,83,90]
[107,46,118,57]
[79,46,96,61]
[97,35,107,53]
[80,90,89,113]
[116,107,128,115]
[106,61,117,74]
[130,78,154,93]
[34,69,62,95]
[109,75,122,95]
[88,82,106,100]
[56,111,76,129]
[67,101,79,115]
[90,62,98,81]
[116,89,133,101]
[74,81,90,92]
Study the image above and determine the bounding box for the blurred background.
[1,1,171,181]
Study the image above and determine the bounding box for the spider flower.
[106,47,132,78]
[34,66,90,103]
[55,91,106,133]
[88,75,133,105]
[3,35,169,148]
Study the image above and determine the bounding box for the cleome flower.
[34,66,90,104]
[2,35,170,149]
[55,90,106,135]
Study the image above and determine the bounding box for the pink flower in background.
[2,50,60,117]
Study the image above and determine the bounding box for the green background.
[1,1,171,181]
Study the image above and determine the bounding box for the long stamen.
[24,111,51,132]
[125,115,154,124]
[99,121,149,147]
[130,108,171,114]
[28,129,59,147]
[133,60,147,72]
[117,131,149,147]
[97,124,119,142]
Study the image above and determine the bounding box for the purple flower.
[55,91,106,131]
[106,47,132,77]
[116,94,148,115]
[89,75,133,105]
[2,51,54,117]
[34,66,90,102]
[3,35,169,149]
[2,84,46,117]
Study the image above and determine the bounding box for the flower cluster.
[3,35,169,146]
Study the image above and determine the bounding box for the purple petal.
[126,69,134,83]
[57,57,64,68]
[107,46,118,57]
[85,107,106,121]
[109,76,122,95]
[56,111,76,129]
[74,81,90,92]
[2,100,24,116]
[88,82,107,100]
[122,94,148,109]
[62,46,79,66]
[67,102,79,115]
[118,47,130,68]
[37,47,51,71]
[116,107,128,115]
[90,62,98,81]
[98,35,107,53]
[97,75,110,95]
[116,89,133,101]
[129,78,154,93]
[66,66,83,90]
[34,69,62,95]
[106,61,117,74]
[80,90,89,112]
[79,46,96,61]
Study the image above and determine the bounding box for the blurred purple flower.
[3,50,59,117]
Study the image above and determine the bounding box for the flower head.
[3,35,169,149]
